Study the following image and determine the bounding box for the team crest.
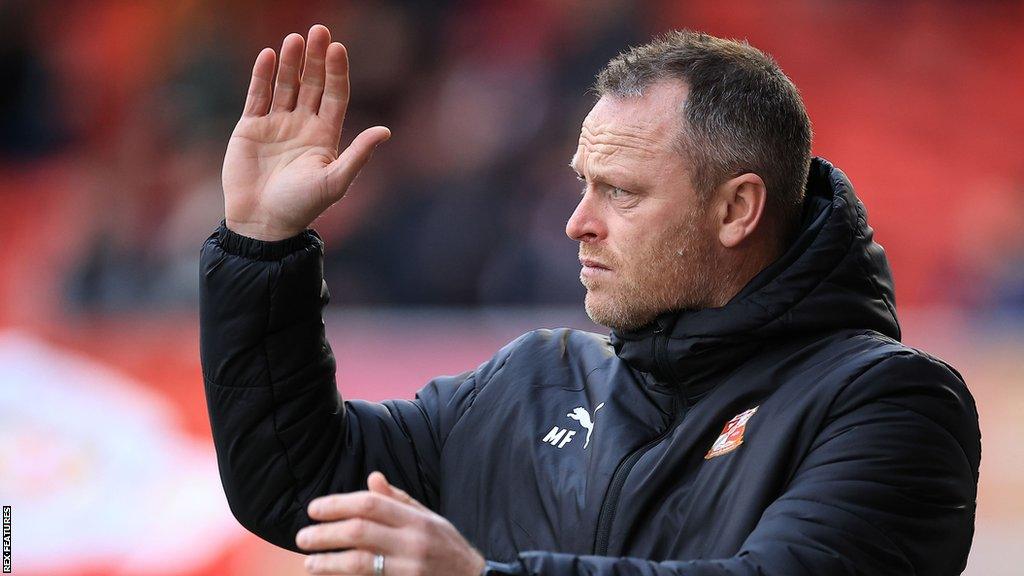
[705,406,759,459]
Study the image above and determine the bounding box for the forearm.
[200,223,349,548]
[200,222,331,390]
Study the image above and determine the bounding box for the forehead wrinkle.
[576,125,665,186]
[580,122,665,159]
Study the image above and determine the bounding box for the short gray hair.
[595,30,813,243]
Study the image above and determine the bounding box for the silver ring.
[373,553,385,576]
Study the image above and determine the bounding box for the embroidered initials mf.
[541,426,577,448]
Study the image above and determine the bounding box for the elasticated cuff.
[213,221,323,261]
[481,560,523,575]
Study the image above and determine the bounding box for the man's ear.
[712,173,767,248]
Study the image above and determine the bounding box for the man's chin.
[583,292,611,328]
[584,292,656,332]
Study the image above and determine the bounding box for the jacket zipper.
[593,325,689,556]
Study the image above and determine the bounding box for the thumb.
[367,471,430,512]
[324,125,391,202]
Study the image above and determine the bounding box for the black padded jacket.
[200,157,980,575]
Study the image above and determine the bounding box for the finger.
[304,549,376,575]
[305,550,414,576]
[367,472,430,512]
[366,472,392,496]
[242,47,276,117]
[319,42,350,132]
[323,126,391,202]
[296,518,403,553]
[271,33,305,112]
[297,24,331,112]
[307,489,419,527]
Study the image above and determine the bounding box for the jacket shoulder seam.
[463,330,543,414]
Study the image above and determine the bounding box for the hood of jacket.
[611,157,901,392]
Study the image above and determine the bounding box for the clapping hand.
[297,472,487,575]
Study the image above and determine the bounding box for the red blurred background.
[1,1,1021,574]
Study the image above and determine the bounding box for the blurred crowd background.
[0,1,1021,575]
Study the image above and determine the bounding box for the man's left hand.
[297,472,487,575]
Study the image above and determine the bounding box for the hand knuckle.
[408,517,429,536]
[421,514,441,531]
[360,493,379,515]
[347,518,367,541]
[347,551,373,572]
[410,535,430,560]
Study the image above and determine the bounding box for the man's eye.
[609,187,629,199]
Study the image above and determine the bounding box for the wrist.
[214,221,323,261]
[225,218,305,242]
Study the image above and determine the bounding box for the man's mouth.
[579,258,612,277]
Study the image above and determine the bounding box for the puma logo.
[567,402,605,449]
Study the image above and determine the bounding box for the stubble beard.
[581,219,719,332]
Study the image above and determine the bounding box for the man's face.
[567,80,718,331]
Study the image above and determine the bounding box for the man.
[201,25,980,575]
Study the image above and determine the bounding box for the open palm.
[222,25,390,241]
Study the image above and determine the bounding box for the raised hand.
[222,25,391,241]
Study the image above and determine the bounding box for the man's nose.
[565,192,605,242]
